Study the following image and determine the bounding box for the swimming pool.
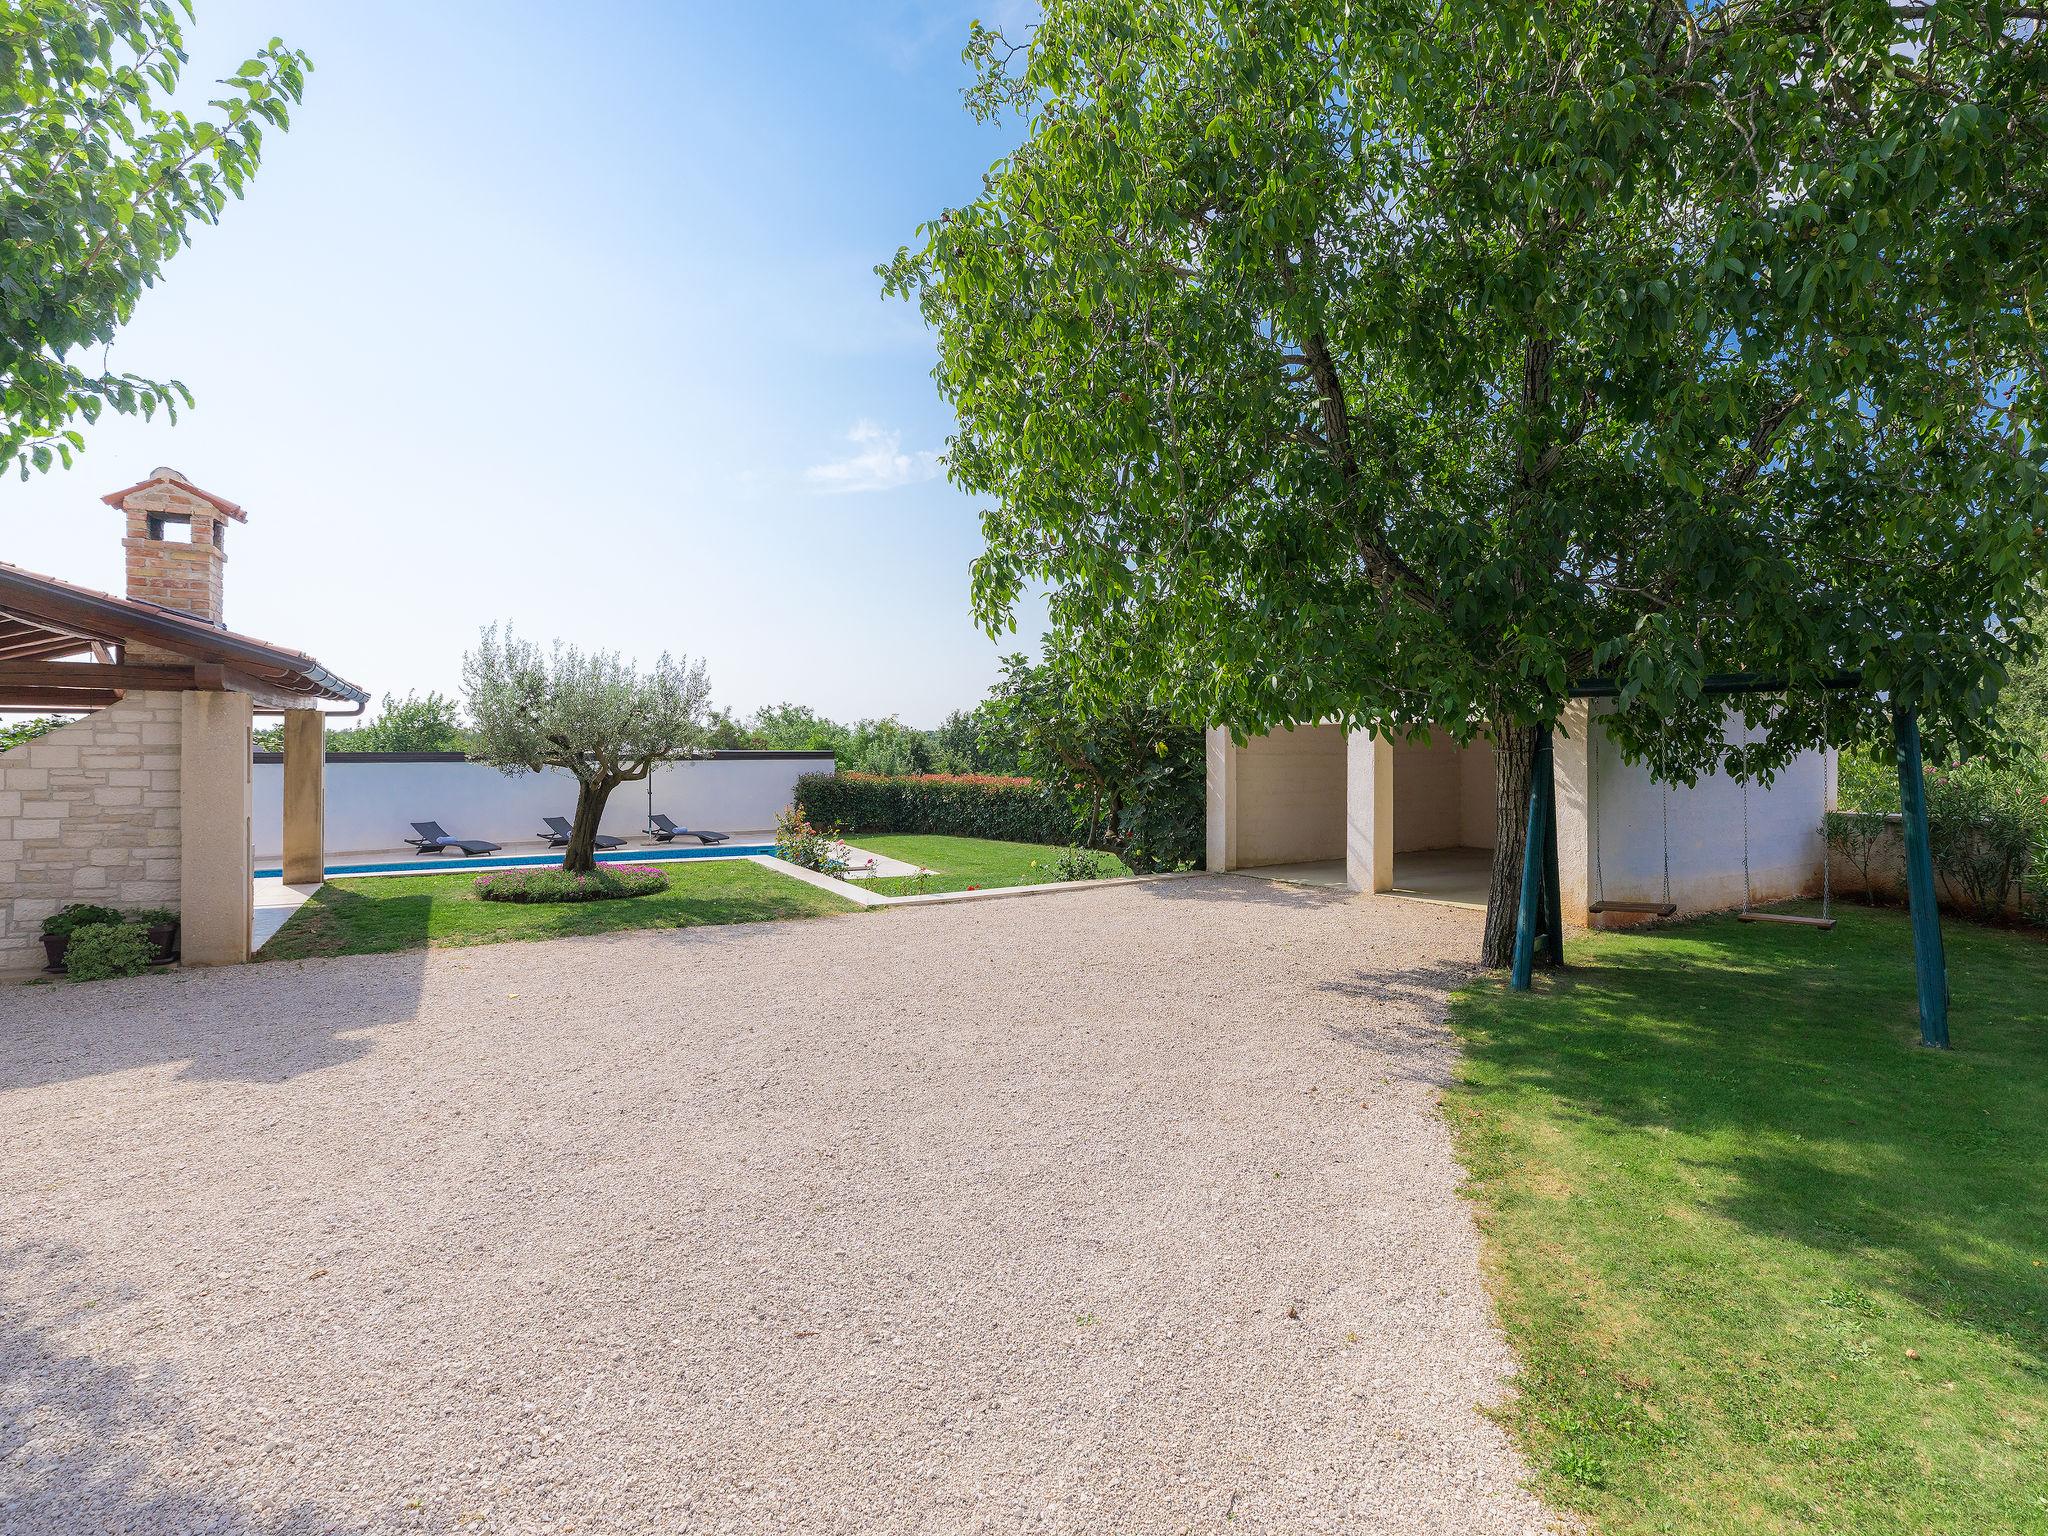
[254,843,777,880]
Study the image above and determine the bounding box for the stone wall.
[0,692,182,973]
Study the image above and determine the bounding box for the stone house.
[0,469,365,972]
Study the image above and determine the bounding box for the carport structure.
[0,469,365,971]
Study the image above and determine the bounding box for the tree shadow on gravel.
[1136,873,1350,910]
[1315,960,1480,1086]
[0,1241,368,1535]
[0,946,425,1092]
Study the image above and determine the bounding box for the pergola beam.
[0,660,208,691]
[0,687,122,710]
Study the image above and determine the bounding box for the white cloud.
[804,420,941,495]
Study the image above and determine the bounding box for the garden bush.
[794,771,1076,844]
[774,805,848,875]
[1049,845,1111,881]
[41,902,124,938]
[474,865,668,904]
[63,921,157,982]
[1833,749,2047,922]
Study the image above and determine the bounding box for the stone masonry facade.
[0,692,182,973]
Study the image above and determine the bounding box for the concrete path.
[1,877,1556,1535]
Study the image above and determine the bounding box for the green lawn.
[848,833,1130,895]
[1447,904,2047,1535]
[260,858,859,959]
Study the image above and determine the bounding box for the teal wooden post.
[1540,735,1564,969]
[1893,707,1950,1049]
[1510,726,1553,990]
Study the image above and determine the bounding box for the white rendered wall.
[1390,733,1497,853]
[1562,701,1833,923]
[1235,724,1347,866]
[1206,724,1347,868]
[251,755,832,858]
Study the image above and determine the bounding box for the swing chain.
[1820,692,1833,921]
[1739,708,1754,914]
[1658,717,1672,907]
[1591,705,1605,906]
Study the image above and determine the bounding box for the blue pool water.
[255,843,776,880]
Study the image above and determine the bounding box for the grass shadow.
[1446,903,2048,1535]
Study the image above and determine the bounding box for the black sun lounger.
[539,815,626,850]
[647,814,730,845]
[405,821,503,856]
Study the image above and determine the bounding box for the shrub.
[794,771,1075,844]
[1049,845,1110,882]
[1924,760,2041,919]
[63,922,156,982]
[774,805,848,875]
[41,903,124,938]
[474,864,668,904]
[1834,749,2047,922]
[1823,809,1895,905]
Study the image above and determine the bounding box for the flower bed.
[474,864,669,904]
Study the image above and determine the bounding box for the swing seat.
[1589,900,1678,917]
[1738,911,1837,930]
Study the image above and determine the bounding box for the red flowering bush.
[837,771,1038,790]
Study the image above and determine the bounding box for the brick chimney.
[102,467,247,629]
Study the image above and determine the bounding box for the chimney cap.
[100,467,247,521]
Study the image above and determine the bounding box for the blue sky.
[3,0,1045,727]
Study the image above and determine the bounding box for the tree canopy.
[1,0,308,479]
[984,638,1206,869]
[463,627,712,873]
[886,0,2047,956]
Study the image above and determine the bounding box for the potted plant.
[39,904,125,973]
[132,907,181,964]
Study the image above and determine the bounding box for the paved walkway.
[1,877,1555,1534]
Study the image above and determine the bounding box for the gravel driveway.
[2,876,1555,1535]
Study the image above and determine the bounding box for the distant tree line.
[704,701,1024,777]
[251,691,472,754]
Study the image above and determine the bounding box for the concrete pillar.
[179,691,254,966]
[1205,727,1238,872]
[281,708,326,885]
[1345,730,1394,893]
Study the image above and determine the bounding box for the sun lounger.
[647,814,730,845]
[404,820,503,856]
[539,815,625,850]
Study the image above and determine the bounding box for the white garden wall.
[250,752,833,859]
[1554,701,1832,921]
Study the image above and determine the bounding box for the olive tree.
[462,626,712,873]
[885,0,2047,964]
[2,1,310,479]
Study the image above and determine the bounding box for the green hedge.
[794,772,1077,844]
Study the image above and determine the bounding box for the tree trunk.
[563,777,617,874]
[1482,721,1540,969]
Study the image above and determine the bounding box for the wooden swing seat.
[1588,900,1678,917]
[1738,911,1837,930]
